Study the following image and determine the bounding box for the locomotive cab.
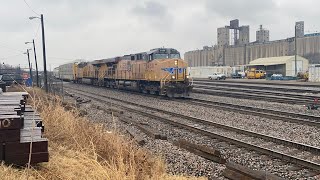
[145,48,193,98]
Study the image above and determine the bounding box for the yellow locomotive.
[59,48,192,98]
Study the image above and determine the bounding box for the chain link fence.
[48,73,64,99]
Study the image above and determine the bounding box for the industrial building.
[256,25,269,43]
[217,19,250,47]
[309,64,320,82]
[296,21,305,38]
[217,27,229,47]
[247,55,309,77]
[185,20,320,67]
[187,66,244,78]
[185,46,214,67]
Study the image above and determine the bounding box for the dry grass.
[0,87,206,180]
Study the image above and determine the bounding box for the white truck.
[208,73,226,80]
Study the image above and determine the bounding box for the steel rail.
[194,84,319,100]
[193,79,320,89]
[185,98,320,127]
[193,88,312,105]
[65,84,320,123]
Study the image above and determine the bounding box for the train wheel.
[167,92,173,98]
[150,90,157,95]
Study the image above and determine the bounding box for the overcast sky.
[0,0,319,70]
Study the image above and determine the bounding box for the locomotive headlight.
[171,75,176,79]
[174,60,178,66]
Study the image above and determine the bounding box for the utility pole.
[29,15,48,91]
[32,39,39,87]
[26,49,33,84]
[295,24,297,76]
[26,40,40,87]
[41,14,48,93]
[0,61,5,74]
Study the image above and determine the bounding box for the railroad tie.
[126,128,146,146]
[173,139,226,164]
[120,116,167,140]
[223,162,285,180]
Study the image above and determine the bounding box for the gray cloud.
[205,0,277,23]
[1,0,320,69]
[34,0,121,31]
[131,1,174,31]
[132,1,167,17]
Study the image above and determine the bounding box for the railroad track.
[194,83,320,99]
[85,84,320,127]
[192,80,320,105]
[184,98,320,127]
[67,83,320,127]
[65,86,320,173]
[193,79,320,90]
[64,81,316,105]
[193,87,315,105]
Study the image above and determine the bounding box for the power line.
[33,23,41,38]
[2,53,24,59]
[23,0,40,16]
[26,23,41,48]
[48,57,77,61]
[0,44,24,53]
[22,0,42,42]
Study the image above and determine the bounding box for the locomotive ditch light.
[186,75,190,79]
[171,75,176,79]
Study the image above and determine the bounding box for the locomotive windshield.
[148,48,181,60]
[153,53,180,60]
[169,54,180,58]
[154,54,169,59]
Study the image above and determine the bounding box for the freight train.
[56,48,193,98]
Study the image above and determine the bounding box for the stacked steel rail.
[0,91,48,165]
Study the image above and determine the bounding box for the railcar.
[60,48,192,98]
[53,67,60,79]
[58,63,77,81]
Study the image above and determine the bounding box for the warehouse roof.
[248,55,308,66]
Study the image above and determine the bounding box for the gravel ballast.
[65,83,320,147]
[64,83,320,179]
